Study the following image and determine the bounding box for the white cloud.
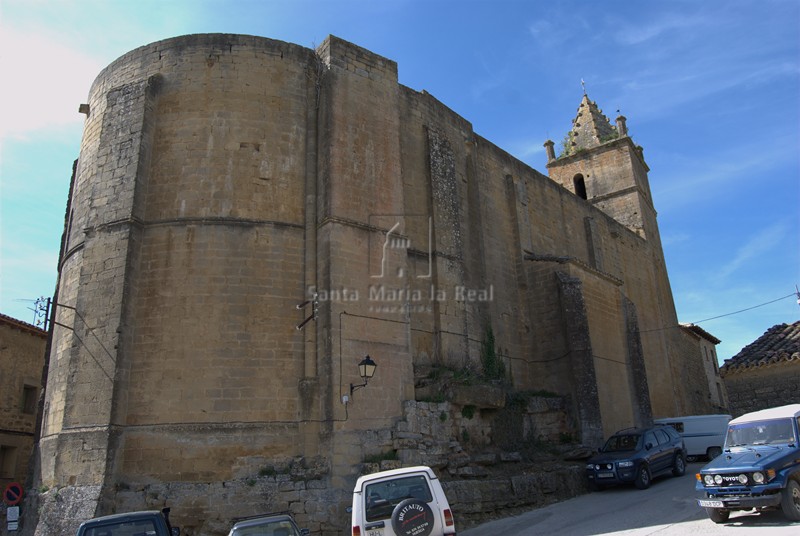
[652,134,797,211]
[618,59,798,123]
[528,20,562,46]
[661,232,690,247]
[527,14,590,49]
[613,14,706,46]
[0,27,102,141]
[718,222,790,279]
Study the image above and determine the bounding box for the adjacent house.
[720,321,800,417]
[0,313,47,489]
[680,323,728,412]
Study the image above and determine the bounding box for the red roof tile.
[720,321,800,374]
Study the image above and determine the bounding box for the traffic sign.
[7,505,20,531]
[3,482,23,506]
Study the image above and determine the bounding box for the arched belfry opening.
[573,173,587,200]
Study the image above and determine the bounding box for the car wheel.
[634,464,651,490]
[781,478,800,521]
[672,454,686,477]
[706,507,730,524]
[706,447,722,460]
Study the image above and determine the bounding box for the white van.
[654,414,731,460]
[351,465,456,536]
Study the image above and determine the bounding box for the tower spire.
[545,93,653,239]
[567,93,617,153]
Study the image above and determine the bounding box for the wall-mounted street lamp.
[350,355,377,396]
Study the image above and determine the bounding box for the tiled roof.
[0,312,47,336]
[679,323,721,344]
[720,321,800,374]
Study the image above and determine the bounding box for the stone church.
[26,33,716,535]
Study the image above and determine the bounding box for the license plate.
[698,499,724,508]
[367,530,383,536]
[597,472,614,478]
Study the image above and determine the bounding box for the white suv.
[351,466,456,536]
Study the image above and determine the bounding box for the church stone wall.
[29,33,711,535]
[37,35,324,532]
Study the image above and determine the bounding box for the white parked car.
[351,465,456,536]
[654,414,731,460]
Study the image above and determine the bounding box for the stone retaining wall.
[723,362,800,417]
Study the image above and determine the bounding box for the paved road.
[461,463,799,535]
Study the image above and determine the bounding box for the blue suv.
[695,404,800,523]
[586,424,687,490]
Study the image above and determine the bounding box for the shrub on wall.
[481,325,506,382]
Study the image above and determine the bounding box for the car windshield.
[602,433,641,452]
[726,418,797,447]
[82,520,158,536]
[364,475,433,522]
[231,519,298,536]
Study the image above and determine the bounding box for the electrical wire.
[690,292,796,324]
[636,291,797,335]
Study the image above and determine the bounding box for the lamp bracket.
[350,381,369,395]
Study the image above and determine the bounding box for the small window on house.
[22,384,38,415]
[573,174,587,199]
[0,445,17,478]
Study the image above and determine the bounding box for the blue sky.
[1,0,798,363]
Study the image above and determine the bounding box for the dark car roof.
[231,513,298,529]
[610,425,674,436]
[78,510,165,526]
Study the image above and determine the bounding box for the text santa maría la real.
[308,284,494,304]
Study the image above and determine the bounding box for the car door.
[643,431,666,472]
[653,429,675,471]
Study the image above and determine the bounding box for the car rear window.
[232,520,298,536]
[82,519,158,536]
[364,475,433,522]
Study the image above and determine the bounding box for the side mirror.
[645,443,653,450]
[346,506,353,513]
[300,530,310,536]
[171,529,180,536]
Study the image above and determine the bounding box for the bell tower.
[544,94,657,240]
